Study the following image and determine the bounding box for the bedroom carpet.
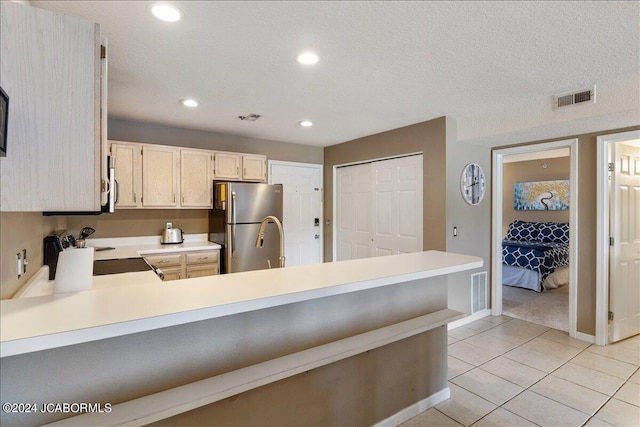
[502,284,569,332]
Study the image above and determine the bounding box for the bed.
[502,220,569,292]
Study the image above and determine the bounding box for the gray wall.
[109,118,323,164]
[445,118,491,315]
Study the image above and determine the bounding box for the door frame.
[596,130,640,345]
[491,138,579,338]
[332,152,423,262]
[268,160,324,265]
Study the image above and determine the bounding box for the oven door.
[93,258,153,275]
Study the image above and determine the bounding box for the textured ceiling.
[30,1,640,147]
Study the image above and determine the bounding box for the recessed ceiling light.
[297,52,319,65]
[298,120,313,127]
[151,3,181,22]
[181,98,198,107]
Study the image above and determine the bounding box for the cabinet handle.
[197,257,209,261]
[134,193,136,203]
[244,167,246,176]
[173,194,176,203]
[156,260,171,264]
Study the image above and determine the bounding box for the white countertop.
[87,233,221,260]
[1,251,482,358]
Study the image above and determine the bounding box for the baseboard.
[573,331,595,344]
[447,309,491,330]
[372,387,450,427]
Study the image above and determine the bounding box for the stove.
[93,258,153,276]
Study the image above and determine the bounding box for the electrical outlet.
[16,252,23,279]
[22,249,28,274]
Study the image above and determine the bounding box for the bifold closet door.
[336,155,423,261]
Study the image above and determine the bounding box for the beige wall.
[0,213,65,299]
[495,125,640,336]
[66,209,209,239]
[323,117,492,316]
[502,157,570,236]
[323,117,448,261]
[0,120,323,299]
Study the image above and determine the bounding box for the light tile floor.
[400,316,640,427]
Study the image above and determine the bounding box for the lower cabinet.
[144,250,220,281]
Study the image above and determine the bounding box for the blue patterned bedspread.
[502,240,569,283]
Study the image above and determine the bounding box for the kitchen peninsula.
[1,251,481,426]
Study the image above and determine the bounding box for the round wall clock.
[460,163,486,205]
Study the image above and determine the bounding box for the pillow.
[505,220,540,241]
[537,222,570,243]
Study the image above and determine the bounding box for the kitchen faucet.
[255,216,285,268]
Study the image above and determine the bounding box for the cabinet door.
[186,264,219,279]
[111,141,141,208]
[180,149,213,207]
[142,145,178,207]
[242,154,267,181]
[0,2,101,211]
[213,152,241,180]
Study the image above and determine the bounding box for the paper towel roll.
[54,247,94,294]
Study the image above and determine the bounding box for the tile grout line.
[447,316,639,427]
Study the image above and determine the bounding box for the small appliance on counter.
[160,222,183,244]
[43,230,71,279]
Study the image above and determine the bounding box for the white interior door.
[336,163,373,260]
[269,161,322,267]
[609,141,640,342]
[336,155,423,261]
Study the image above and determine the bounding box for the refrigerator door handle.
[230,191,237,257]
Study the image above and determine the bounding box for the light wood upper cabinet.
[180,149,212,208]
[111,142,141,208]
[110,140,267,209]
[242,154,267,181]
[0,2,104,211]
[142,145,178,207]
[213,152,242,180]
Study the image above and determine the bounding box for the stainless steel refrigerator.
[208,182,284,273]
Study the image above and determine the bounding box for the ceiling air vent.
[238,113,262,121]
[553,85,596,110]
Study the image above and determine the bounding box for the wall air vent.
[238,113,262,121]
[553,85,596,110]
[471,271,487,314]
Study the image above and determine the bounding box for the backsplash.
[0,212,65,299]
[65,209,209,239]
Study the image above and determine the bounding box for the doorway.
[268,161,323,267]
[500,148,571,331]
[596,130,640,345]
[491,139,579,339]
